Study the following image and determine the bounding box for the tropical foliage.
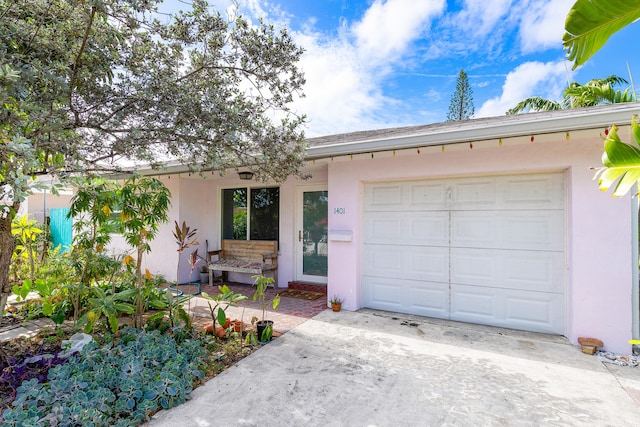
[594,116,640,197]
[562,1,640,196]
[563,1,640,69]
[507,76,635,114]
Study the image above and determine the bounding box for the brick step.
[287,281,327,295]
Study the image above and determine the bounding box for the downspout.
[632,186,639,343]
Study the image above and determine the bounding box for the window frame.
[221,185,280,241]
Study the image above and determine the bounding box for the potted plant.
[199,263,209,285]
[330,295,343,312]
[201,285,248,339]
[251,274,280,342]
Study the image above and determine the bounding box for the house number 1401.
[334,207,345,214]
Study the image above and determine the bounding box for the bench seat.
[207,240,278,286]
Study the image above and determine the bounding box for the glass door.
[297,186,328,282]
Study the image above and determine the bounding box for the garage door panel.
[502,211,564,250]
[362,276,449,318]
[450,288,495,318]
[454,180,496,207]
[451,284,564,333]
[406,248,449,282]
[406,213,449,245]
[364,245,405,278]
[504,252,564,293]
[451,210,564,250]
[408,182,448,210]
[364,212,448,246]
[501,174,564,209]
[451,213,497,247]
[364,243,448,282]
[451,248,564,293]
[364,215,403,243]
[364,183,403,210]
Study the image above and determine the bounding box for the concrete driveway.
[148,309,640,426]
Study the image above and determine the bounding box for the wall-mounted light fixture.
[238,171,254,180]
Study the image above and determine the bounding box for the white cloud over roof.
[476,60,569,117]
[215,1,604,136]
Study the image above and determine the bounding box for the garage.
[362,172,566,334]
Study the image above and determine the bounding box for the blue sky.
[162,0,640,137]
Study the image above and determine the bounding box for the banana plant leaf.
[595,115,640,197]
[563,0,640,69]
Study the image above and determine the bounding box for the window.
[222,187,279,241]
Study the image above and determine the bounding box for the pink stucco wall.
[152,170,328,287]
[326,130,635,354]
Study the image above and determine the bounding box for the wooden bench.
[207,240,278,287]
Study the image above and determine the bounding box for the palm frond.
[584,75,628,86]
[563,0,640,69]
[506,97,561,115]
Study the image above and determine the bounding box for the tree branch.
[69,6,97,124]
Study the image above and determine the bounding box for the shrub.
[1,327,206,426]
[0,341,68,411]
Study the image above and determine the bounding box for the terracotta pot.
[203,320,230,337]
[331,303,342,312]
[215,326,228,338]
[231,320,245,332]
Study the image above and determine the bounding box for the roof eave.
[306,103,640,159]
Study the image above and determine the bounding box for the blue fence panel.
[49,208,72,252]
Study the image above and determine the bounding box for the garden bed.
[0,319,262,425]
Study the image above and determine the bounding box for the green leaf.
[108,315,119,333]
[563,0,640,69]
[216,307,226,327]
[42,300,53,316]
[260,324,273,342]
[51,311,66,324]
[595,120,640,197]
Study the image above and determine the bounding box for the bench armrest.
[261,251,277,265]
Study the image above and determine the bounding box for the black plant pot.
[256,320,274,342]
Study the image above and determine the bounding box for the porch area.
[189,281,328,333]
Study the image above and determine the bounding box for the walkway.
[188,282,328,332]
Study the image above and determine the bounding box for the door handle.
[299,230,302,242]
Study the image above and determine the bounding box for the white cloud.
[282,0,447,136]
[353,0,445,63]
[517,0,574,53]
[476,60,570,117]
[455,0,513,36]
[290,32,388,136]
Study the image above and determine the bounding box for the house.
[140,102,640,354]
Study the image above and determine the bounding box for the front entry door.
[296,186,328,282]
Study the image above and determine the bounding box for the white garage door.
[362,173,565,334]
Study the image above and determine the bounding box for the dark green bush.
[1,327,206,426]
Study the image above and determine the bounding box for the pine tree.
[446,69,474,121]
